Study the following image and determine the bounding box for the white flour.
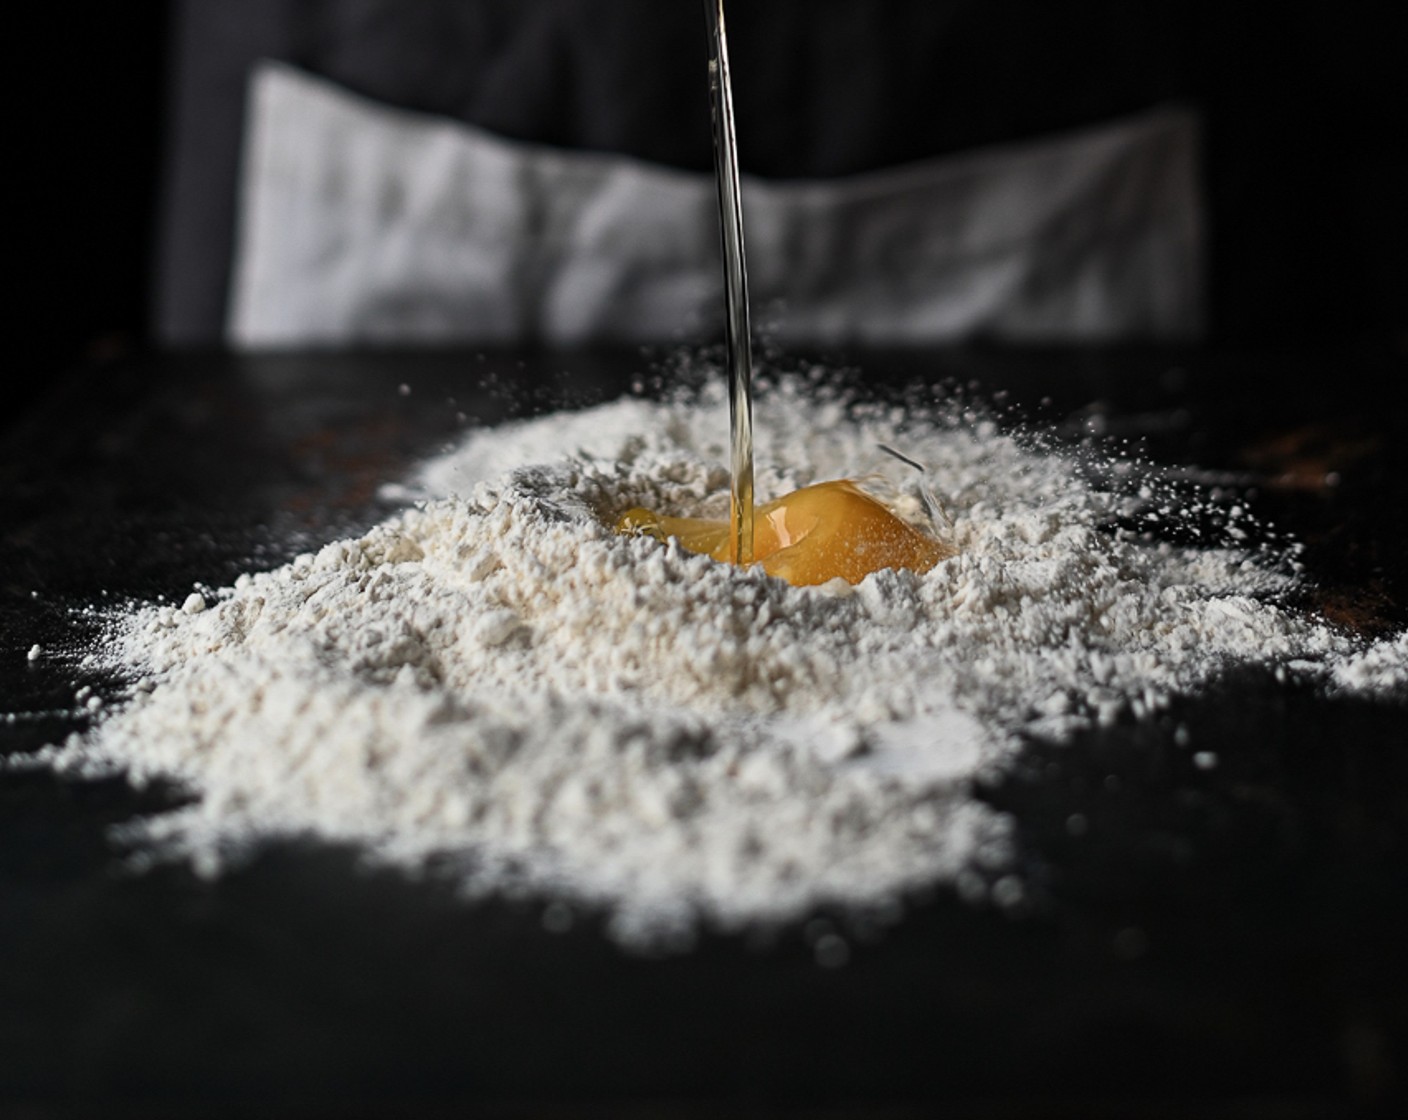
[24,372,1407,947]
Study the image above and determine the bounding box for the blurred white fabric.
[228,62,1203,347]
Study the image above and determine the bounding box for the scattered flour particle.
[542,901,575,934]
[1332,632,1408,694]
[991,875,1026,909]
[813,933,851,968]
[27,644,41,662]
[18,372,1408,949]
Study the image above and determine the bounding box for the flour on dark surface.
[22,374,1406,946]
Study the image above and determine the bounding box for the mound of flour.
[29,375,1407,945]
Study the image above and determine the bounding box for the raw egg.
[616,480,953,587]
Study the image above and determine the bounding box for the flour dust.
[19,369,1408,948]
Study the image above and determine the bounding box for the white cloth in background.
[228,62,1204,347]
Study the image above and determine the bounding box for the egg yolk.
[616,480,953,587]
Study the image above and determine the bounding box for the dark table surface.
[2,345,1407,1118]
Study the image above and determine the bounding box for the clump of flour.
[25,374,1407,946]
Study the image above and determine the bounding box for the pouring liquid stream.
[615,3,953,587]
[703,0,755,565]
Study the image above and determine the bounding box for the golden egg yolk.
[616,480,953,587]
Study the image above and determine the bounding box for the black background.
[10,0,1408,424]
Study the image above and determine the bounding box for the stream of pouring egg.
[703,0,755,565]
[619,1,948,586]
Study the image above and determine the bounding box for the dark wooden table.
[2,345,1406,1117]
